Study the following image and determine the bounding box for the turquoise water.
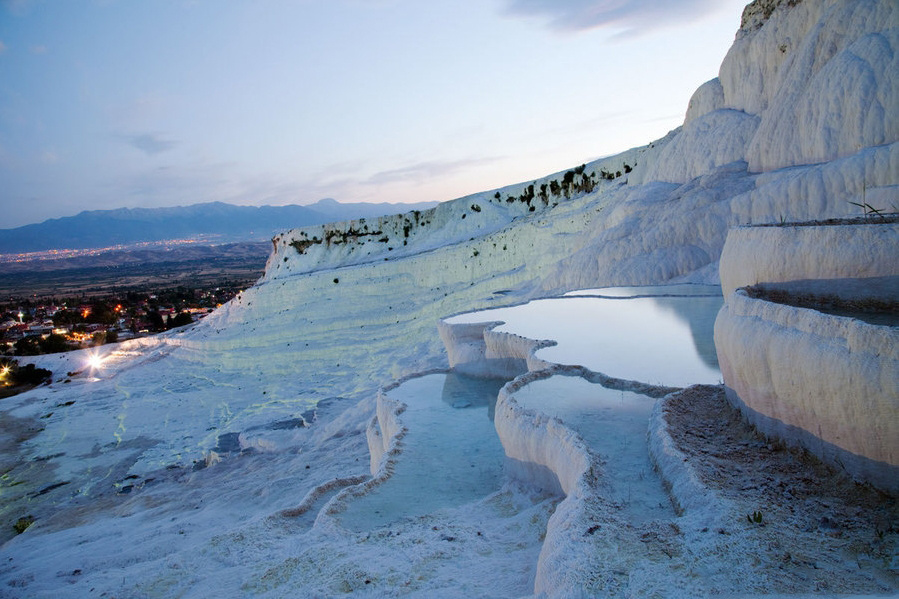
[338,373,508,531]
[447,290,723,387]
[512,375,675,522]
[340,289,722,529]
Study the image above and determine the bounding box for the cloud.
[124,133,177,155]
[366,157,500,185]
[502,0,722,35]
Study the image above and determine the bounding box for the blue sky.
[0,0,747,228]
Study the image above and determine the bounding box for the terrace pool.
[341,287,722,530]
[512,375,674,522]
[338,373,508,532]
[447,285,723,387]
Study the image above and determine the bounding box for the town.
[0,284,245,357]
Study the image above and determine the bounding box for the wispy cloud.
[121,161,310,208]
[123,133,177,155]
[366,157,500,185]
[502,0,721,35]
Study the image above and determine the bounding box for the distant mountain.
[306,198,437,222]
[0,200,438,253]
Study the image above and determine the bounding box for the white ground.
[2,284,895,598]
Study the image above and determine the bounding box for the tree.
[14,337,41,356]
[170,312,193,328]
[12,363,51,385]
[147,311,165,331]
[39,333,70,353]
[87,302,116,325]
[52,309,80,326]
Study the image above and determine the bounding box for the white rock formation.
[715,219,899,492]
[719,220,899,297]
[270,0,897,289]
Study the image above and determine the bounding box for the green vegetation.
[1,358,52,387]
[169,312,194,328]
[13,334,70,356]
[13,515,35,535]
[848,200,894,220]
[489,161,635,212]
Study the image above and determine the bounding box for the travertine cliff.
[266,0,896,292]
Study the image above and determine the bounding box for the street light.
[86,352,105,372]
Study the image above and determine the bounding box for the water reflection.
[513,375,674,522]
[447,287,722,388]
[564,284,721,298]
[441,370,502,421]
[646,295,722,371]
[338,373,507,532]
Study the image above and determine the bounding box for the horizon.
[1,0,747,229]
[0,197,439,231]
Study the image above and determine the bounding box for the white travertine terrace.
[715,220,899,493]
[719,221,899,297]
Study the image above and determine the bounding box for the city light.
[86,352,105,372]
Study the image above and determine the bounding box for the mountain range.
[0,198,438,253]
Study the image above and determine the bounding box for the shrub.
[170,312,193,328]
[6,362,52,386]
[14,516,34,535]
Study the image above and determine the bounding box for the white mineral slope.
[719,220,899,297]
[0,191,611,598]
[2,0,898,597]
[541,0,898,289]
[263,0,897,291]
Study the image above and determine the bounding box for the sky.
[0,0,748,229]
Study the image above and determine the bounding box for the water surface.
[338,373,507,531]
[448,288,723,387]
[512,375,674,522]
